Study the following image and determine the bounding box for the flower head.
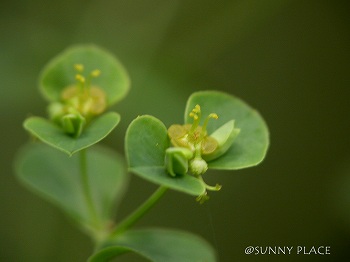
[166,104,240,202]
[48,64,107,137]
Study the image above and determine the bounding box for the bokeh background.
[1,0,350,261]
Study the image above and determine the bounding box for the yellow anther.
[209,113,218,119]
[75,74,85,83]
[189,112,197,119]
[91,69,101,77]
[74,64,84,72]
[189,113,199,120]
[192,104,201,113]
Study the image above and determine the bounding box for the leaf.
[14,143,127,231]
[185,91,269,169]
[24,112,120,156]
[39,45,130,106]
[126,115,169,168]
[125,115,205,195]
[89,228,217,262]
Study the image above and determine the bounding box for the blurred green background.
[1,0,350,261]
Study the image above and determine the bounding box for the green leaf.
[39,45,130,106]
[126,115,169,168]
[14,143,127,231]
[24,112,120,156]
[185,91,269,169]
[125,115,205,195]
[89,228,217,262]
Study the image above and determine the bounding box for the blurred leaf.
[185,91,269,169]
[15,143,127,230]
[39,45,130,106]
[125,115,205,195]
[24,112,120,156]
[89,228,216,262]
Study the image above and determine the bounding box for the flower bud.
[165,147,193,177]
[190,158,208,176]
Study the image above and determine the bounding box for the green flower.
[48,64,107,137]
[125,91,269,203]
[167,104,240,173]
[165,104,240,203]
[23,45,130,155]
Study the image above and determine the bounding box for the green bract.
[125,115,206,196]
[185,91,269,170]
[24,112,120,156]
[125,91,269,201]
[24,45,130,154]
[39,45,130,106]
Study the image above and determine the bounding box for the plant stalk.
[80,149,100,229]
[111,186,168,236]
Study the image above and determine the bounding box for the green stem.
[80,149,100,229]
[197,175,222,191]
[111,186,168,236]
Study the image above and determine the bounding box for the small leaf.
[125,115,205,195]
[126,115,169,168]
[39,45,130,106]
[89,228,217,262]
[24,112,120,156]
[185,91,269,169]
[14,143,127,230]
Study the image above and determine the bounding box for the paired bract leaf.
[185,91,269,169]
[15,143,127,231]
[125,115,206,195]
[24,112,120,156]
[39,45,130,106]
[89,228,216,262]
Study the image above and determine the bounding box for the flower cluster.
[165,104,240,202]
[48,64,107,137]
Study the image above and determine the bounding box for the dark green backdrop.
[1,0,349,261]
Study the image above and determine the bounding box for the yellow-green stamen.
[74,64,84,72]
[60,64,107,118]
[167,104,219,176]
[201,113,218,136]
